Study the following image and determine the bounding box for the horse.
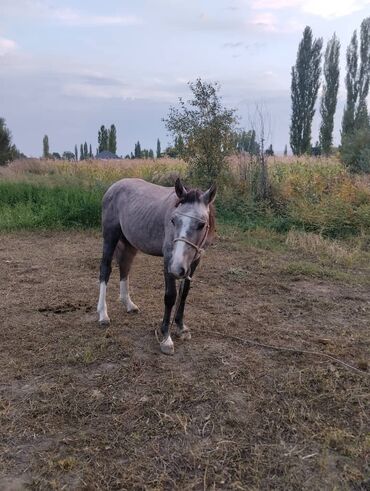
[97,177,216,355]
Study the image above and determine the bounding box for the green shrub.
[340,128,370,173]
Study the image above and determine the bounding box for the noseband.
[172,211,210,261]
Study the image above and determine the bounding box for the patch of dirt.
[0,230,369,490]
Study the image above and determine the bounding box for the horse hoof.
[99,318,110,327]
[160,336,175,355]
[127,304,139,314]
[175,326,191,340]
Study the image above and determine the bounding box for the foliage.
[290,26,323,155]
[156,138,161,158]
[319,34,340,155]
[134,141,142,158]
[98,125,109,153]
[43,135,49,158]
[234,130,260,155]
[0,118,19,165]
[108,124,117,154]
[164,78,238,186]
[340,127,370,173]
[342,17,370,140]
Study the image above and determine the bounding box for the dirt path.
[0,231,369,490]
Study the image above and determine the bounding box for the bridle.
[172,211,210,262]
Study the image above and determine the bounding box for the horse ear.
[202,183,217,205]
[175,178,187,199]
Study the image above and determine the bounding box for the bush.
[340,128,370,173]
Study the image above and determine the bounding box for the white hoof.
[175,325,191,341]
[126,301,139,314]
[160,335,175,355]
[99,315,110,326]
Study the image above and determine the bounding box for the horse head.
[168,178,216,279]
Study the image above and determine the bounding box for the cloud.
[53,8,142,27]
[0,37,17,56]
[251,0,370,18]
[2,1,142,27]
[223,41,244,48]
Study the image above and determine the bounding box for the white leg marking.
[160,334,174,355]
[175,324,191,340]
[97,282,110,324]
[120,278,139,313]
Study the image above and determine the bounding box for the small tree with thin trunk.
[164,78,238,186]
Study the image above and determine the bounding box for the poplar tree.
[89,144,93,158]
[290,26,323,155]
[74,144,78,161]
[108,124,117,154]
[319,34,340,154]
[98,125,109,152]
[80,143,84,160]
[43,135,49,158]
[84,142,88,159]
[156,138,161,158]
[342,17,370,139]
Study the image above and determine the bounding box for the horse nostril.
[179,267,186,277]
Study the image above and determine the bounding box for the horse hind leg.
[97,227,121,325]
[116,239,139,313]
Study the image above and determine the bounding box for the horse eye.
[197,222,205,230]
[171,217,175,225]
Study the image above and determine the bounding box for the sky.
[1,0,370,157]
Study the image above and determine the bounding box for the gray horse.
[97,177,216,354]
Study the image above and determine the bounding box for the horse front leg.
[175,259,200,340]
[160,270,177,355]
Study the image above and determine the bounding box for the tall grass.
[0,157,369,237]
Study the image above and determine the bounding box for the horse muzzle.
[168,263,189,279]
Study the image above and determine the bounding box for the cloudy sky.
[1,0,370,156]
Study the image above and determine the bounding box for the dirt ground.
[0,230,369,490]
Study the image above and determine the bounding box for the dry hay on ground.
[0,231,369,490]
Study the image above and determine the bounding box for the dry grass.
[0,230,369,490]
[285,230,362,267]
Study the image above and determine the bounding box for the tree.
[265,144,274,156]
[134,141,142,158]
[74,144,78,161]
[319,34,340,155]
[108,124,117,154]
[80,143,84,160]
[43,135,50,158]
[164,78,238,186]
[341,127,370,172]
[156,138,161,158]
[84,142,88,159]
[148,149,154,159]
[284,144,288,156]
[290,26,323,155]
[0,118,19,165]
[235,130,260,155]
[89,144,93,158]
[342,18,370,140]
[63,151,75,161]
[98,125,109,152]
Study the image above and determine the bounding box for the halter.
[172,211,210,262]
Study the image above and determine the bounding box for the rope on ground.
[166,279,368,378]
[200,329,369,377]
